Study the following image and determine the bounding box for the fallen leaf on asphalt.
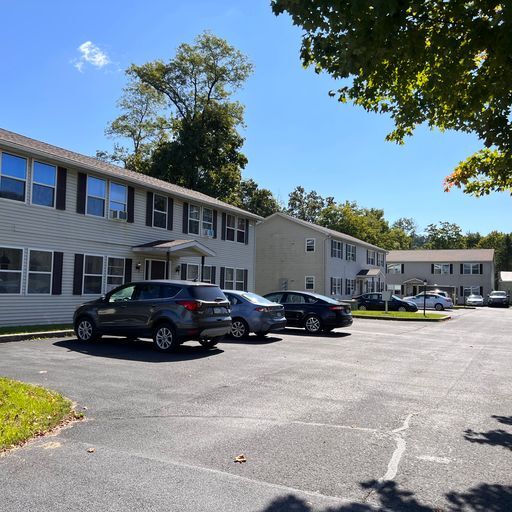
[86,447,95,453]
[38,371,47,374]
[234,454,247,463]
[42,442,61,450]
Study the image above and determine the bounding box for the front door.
[145,259,167,280]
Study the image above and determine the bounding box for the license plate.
[213,307,225,314]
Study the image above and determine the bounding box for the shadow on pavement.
[283,328,352,338]
[492,415,512,426]
[53,337,223,363]
[257,480,512,512]
[220,335,283,345]
[464,414,512,451]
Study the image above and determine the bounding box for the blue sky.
[2,0,510,234]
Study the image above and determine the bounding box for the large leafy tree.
[272,1,512,195]
[238,179,282,218]
[424,222,466,249]
[286,186,334,223]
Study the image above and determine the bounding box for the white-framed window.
[202,208,214,236]
[83,255,104,295]
[224,267,245,290]
[377,253,385,266]
[27,249,53,294]
[305,276,315,290]
[463,286,481,296]
[367,250,376,265]
[0,246,24,294]
[331,277,342,295]
[387,263,402,274]
[433,263,450,275]
[331,240,343,259]
[86,176,107,217]
[106,257,125,292]
[305,238,316,252]
[153,194,168,229]
[188,204,201,234]
[346,244,356,261]
[32,161,56,208]
[463,263,481,275]
[226,215,236,241]
[226,215,246,243]
[0,152,27,203]
[202,265,212,283]
[387,284,401,293]
[236,218,245,243]
[345,279,355,296]
[109,182,127,221]
[187,263,200,281]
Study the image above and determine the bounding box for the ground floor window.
[107,257,125,292]
[83,255,104,295]
[0,246,23,294]
[202,265,212,283]
[27,250,53,294]
[224,268,245,291]
[305,276,315,290]
[463,286,481,297]
[187,263,200,281]
[345,279,355,296]
[330,277,342,295]
[387,284,401,294]
[145,259,167,280]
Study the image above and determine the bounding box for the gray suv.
[73,280,231,351]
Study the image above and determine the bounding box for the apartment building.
[0,128,261,326]
[255,213,387,298]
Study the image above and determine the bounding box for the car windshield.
[468,295,482,299]
[392,295,403,301]
[491,291,507,297]
[189,286,227,301]
[240,292,276,305]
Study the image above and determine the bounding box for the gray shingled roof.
[387,249,495,262]
[0,127,262,220]
[263,212,386,251]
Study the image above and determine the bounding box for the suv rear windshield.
[188,286,227,301]
[491,291,507,297]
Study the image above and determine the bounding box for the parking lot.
[1,307,511,512]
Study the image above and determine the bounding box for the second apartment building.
[255,213,387,298]
[0,128,261,326]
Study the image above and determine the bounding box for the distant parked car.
[487,291,510,308]
[223,290,287,338]
[354,293,418,312]
[466,294,484,306]
[414,290,450,299]
[404,293,453,311]
[73,280,231,351]
[263,291,353,334]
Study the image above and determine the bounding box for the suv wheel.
[75,317,100,342]
[398,306,406,312]
[304,315,322,334]
[153,323,179,352]
[199,336,222,349]
[435,303,444,311]
[231,318,248,339]
[359,305,367,311]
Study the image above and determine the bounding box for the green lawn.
[0,324,73,336]
[0,377,76,451]
[352,310,448,320]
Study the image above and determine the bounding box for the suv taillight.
[329,306,343,311]
[177,300,201,311]
[254,307,270,312]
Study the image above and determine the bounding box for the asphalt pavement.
[0,307,511,511]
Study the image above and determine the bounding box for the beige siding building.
[255,213,386,298]
[0,128,261,326]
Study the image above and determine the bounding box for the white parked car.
[404,293,453,311]
[466,294,484,306]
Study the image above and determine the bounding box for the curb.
[352,314,451,322]
[0,330,75,343]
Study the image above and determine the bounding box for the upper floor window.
[32,161,56,207]
[305,238,316,252]
[331,240,343,258]
[86,176,106,217]
[0,247,23,294]
[0,152,27,202]
[433,263,450,275]
[202,208,214,236]
[27,250,53,294]
[377,252,385,266]
[387,263,402,274]
[367,250,376,265]
[226,215,246,243]
[463,263,481,275]
[153,194,168,229]
[109,183,127,221]
[188,204,201,234]
[346,244,356,261]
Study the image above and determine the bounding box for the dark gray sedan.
[222,290,287,339]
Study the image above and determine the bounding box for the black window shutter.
[181,263,188,280]
[145,260,150,279]
[366,249,369,264]
[127,186,135,223]
[73,254,84,295]
[243,269,248,290]
[182,202,189,234]
[460,263,464,274]
[460,286,464,297]
[167,198,174,230]
[146,192,153,227]
[244,219,250,245]
[331,241,334,257]
[480,286,483,296]
[330,277,334,295]
[221,213,226,240]
[354,246,357,259]
[76,173,87,214]
[124,258,132,283]
[211,266,216,284]
[51,252,64,295]
[213,211,218,238]
[401,264,405,274]
[431,263,434,274]
[450,264,453,274]
[56,167,67,210]
[220,267,225,288]
[479,263,483,274]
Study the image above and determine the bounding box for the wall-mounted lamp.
[135,262,142,271]
[175,265,181,273]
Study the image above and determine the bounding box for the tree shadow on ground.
[464,414,512,451]
[257,480,512,512]
[54,337,223,363]
[491,415,512,426]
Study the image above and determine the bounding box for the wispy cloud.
[73,41,110,72]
